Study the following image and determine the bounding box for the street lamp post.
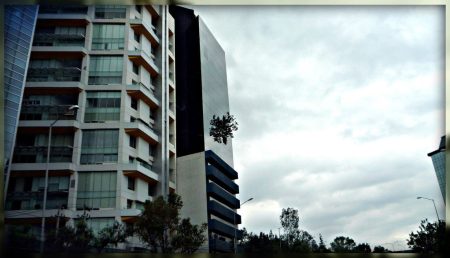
[417,196,440,222]
[234,197,253,254]
[278,227,282,250]
[40,105,79,253]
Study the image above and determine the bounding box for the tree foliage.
[135,193,183,253]
[407,219,445,253]
[354,243,372,253]
[280,207,299,246]
[317,234,330,253]
[171,218,208,254]
[94,221,129,252]
[373,245,390,253]
[330,236,356,253]
[209,112,238,144]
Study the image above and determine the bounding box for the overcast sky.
[190,6,445,251]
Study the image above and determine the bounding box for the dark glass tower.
[3,5,39,189]
[169,6,233,166]
[170,6,241,253]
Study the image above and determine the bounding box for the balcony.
[206,165,239,194]
[37,13,91,26]
[25,81,84,94]
[169,142,176,156]
[205,150,238,180]
[207,182,240,209]
[27,67,82,83]
[6,190,69,211]
[31,46,87,58]
[130,19,159,47]
[122,161,159,184]
[209,238,233,253]
[20,105,78,121]
[129,50,159,77]
[208,219,242,239]
[125,121,159,145]
[208,200,241,224]
[33,32,86,47]
[126,83,159,109]
[12,146,73,164]
[145,5,160,18]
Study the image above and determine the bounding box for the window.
[131,98,138,110]
[127,177,135,191]
[84,91,121,122]
[88,56,123,85]
[92,24,125,50]
[134,32,140,43]
[80,130,119,164]
[149,144,155,156]
[95,5,126,19]
[135,5,142,14]
[129,135,136,148]
[132,63,139,75]
[127,199,133,209]
[77,171,116,209]
[148,183,156,196]
[129,156,135,163]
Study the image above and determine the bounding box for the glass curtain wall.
[77,171,117,209]
[88,56,123,85]
[80,129,119,164]
[92,24,124,50]
[85,91,121,122]
[20,94,78,120]
[13,133,74,163]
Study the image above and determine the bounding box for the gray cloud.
[192,5,445,250]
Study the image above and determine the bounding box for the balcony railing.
[33,33,85,47]
[13,146,73,163]
[6,191,69,210]
[27,67,82,82]
[169,168,176,182]
[20,105,78,121]
[207,182,240,209]
[130,157,153,171]
[206,165,239,194]
[209,238,233,253]
[208,200,241,224]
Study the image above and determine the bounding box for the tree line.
[238,207,446,254]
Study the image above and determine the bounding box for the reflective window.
[88,56,123,85]
[85,91,121,122]
[95,5,126,19]
[80,130,119,164]
[77,172,117,209]
[92,24,125,50]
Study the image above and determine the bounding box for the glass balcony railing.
[20,105,78,121]
[27,67,82,82]
[6,191,69,210]
[130,157,153,171]
[33,33,85,47]
[13,146,73,163]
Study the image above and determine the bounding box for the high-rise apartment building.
[427,136,446,204]
[3,5,39,193]
[170,6,241,253]
[4,4,176,251]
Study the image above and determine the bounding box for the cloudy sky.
[190,5,445,251]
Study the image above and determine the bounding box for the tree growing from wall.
[209,112,238,144]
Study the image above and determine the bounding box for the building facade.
[4,4,176,251]
[3,5,39,195]
[170,6,241,253]
[427,136,446,204]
